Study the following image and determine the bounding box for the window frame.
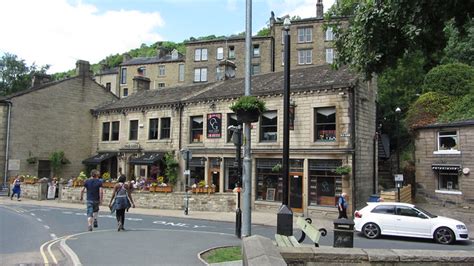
[190,116,204,143]
[298,49,312,65]
[129,120,139,141]
[326,48,334,64]
[123,88,128,97]
[228,46,235,59]
[120,68,127,84]
[227,113,240,143]
[160,117,171,139]
[178,63,185,82]
[194,48,208,61]
[111,121,120,141]
[297,27,312,43]
[158,65,166,76]
[102,122,110,141]
[437,130,459,151]
[251,64,260,75]
[194,68,208,82]
[314,107,336,142]
[437,169,460,191]
[148,118,159,140]
[259,111,278,142]
[216,47,224,60]
[253,44,260,57]
[325,27,334,41]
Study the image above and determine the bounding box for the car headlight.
[456,224,467,230]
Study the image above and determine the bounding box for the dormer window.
[137,66,146,76]
[171,49,179,60]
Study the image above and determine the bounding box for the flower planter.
[73,180,85,187]
[236,109,260,123]
[102,182,115,188]
[192,187,216,194]
[155,186,173,193]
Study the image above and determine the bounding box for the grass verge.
[201,246,242,264]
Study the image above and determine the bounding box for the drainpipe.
[373,133,378,194]
[177,102,183,150]
[2,100,12,191]
[350,86,357,214]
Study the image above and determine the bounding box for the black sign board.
[207,113,222,138]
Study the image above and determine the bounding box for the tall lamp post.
[277,17,293,236]
[395,107,402,202]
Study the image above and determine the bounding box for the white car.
[354,202,469,244]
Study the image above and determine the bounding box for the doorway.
[289,172,303,212]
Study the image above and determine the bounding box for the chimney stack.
[76,60,91,77]
[316,0,324,19]
[31,73,51,87]
[133,76,151,92]
[123,53,132,62]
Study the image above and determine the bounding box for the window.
[228,46,235,59]
[297,27,312,43]
[158,82,165,88]
[194,68,208,82]
[123,88,128,97]
[120,68,127,84]
[105,82,111,91]
[171,49,178,60]
[308,160,342,206]
[298,49,312,65]
[111,121,120,141]
[396,206,421,217]
[252,64,260,75]
[216,67,223,81]
[149,118,158,140]
[438,169,459,190]
[190,116,204,143]
[178,64,185,82]
[438,131,458,151]
[325,27,334,41]
[137,66,146,76]
[102,122,110,141]
[129,120,138,140]
[194,48,208,61]
[260,111,278,142]
[216,47,224,60]
[160,117,171,139]
[227,113,240,142]
[253,44,260,57]
[314,107,336,141]
[372,205,395,214]
[158,65,165,76]
[326,48,334,64]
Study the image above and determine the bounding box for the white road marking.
[44,225,50,229]
[51,234,57,240]
[37,218,43,222]
[30,213,36,216]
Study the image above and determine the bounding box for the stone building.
[414,120,474,206]
[118,49,185,97]
[91,64,377,213]
[94,67,119,96]
[0,60,118,183]
[184,36,273,84]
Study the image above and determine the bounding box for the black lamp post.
[277,17,293,236]
[395,107,402,202]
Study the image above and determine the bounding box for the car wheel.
[362,222,380,239]
[434,227,455,245]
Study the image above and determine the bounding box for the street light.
[395,107,402,202]
[277,17,293,236]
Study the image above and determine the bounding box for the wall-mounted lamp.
[200,157,207,166]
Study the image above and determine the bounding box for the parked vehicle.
[354,202,469,244]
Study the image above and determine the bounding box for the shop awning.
[431,164,461,171]
[82,152,117,165]
[129,152,163,165]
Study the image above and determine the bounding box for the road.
[1,202,472,265]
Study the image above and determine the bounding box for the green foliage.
[441,19,474,66]
[271,163,282,173]
[164,151,178,185]
[203,246,242,264]
[257,27,271,37]
[49,151,70,176]
[51,69,75,81]
[229,96,267,113]
[335,165,351,175]
[0,53,49,96]
[326,0,474,79]
[405,92,453,131]
[438,94,474,123]
[422,63,474,97]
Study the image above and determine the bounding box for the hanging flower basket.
[236,109,261,123]
[229,96,267,123]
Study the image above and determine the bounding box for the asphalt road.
[1,203,472,265]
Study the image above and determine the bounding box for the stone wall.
[9,182,47,200]
[58,185,237,212]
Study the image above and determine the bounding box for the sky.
[0,0,335,73]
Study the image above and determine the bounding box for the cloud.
[265,0,335,19]
[0,0,164,73]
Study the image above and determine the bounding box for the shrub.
[422,63,474,97]
[229,96,267,113]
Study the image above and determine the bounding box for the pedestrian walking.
[109,175,135,231]
[11,175,21,201]
[337,192,348,219]
[80,169,103,231]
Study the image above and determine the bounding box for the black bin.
[333,218,354,248]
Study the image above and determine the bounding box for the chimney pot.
[316,0,324,19]
[76,60,91,77]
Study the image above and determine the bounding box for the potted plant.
[74,171,87,187]
[229,96,267,123]
[27,157,37,164]
[335,165,351,175]
[272,163,282,173]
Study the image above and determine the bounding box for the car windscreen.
[414,206,437,218]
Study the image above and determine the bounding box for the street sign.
[184,170,190,176]
[394,174,403,182]
[181,150,192,161]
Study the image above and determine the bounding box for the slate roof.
[94,64,358,113]
[415,119,474,129]
[95,67,118,75]
[0,77,74,101]
[121,54,185,66]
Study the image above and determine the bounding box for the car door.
[394,206,431,237]
[370,205,397,234]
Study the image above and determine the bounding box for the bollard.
[333,218,354,248]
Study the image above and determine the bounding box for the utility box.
[333,218,354,248]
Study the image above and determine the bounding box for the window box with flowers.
[192,180,216,194]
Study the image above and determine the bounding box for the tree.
[441,19,474,66]
[405,92,453,131]
[438,94,474,123]
[0,53,49,96]
[327,0,474,78]
[49,151,70,177]
[422,63,474,97]
[257,27,270,37]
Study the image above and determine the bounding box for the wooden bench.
[275,216,327,247]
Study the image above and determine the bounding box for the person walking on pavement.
[80,169,103,231]
[337,192,348,219]
[109,175,135,231]
[11,175,21,201]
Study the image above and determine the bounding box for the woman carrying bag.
[109,175,135,231]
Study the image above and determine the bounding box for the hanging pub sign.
[207,113,222,138]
